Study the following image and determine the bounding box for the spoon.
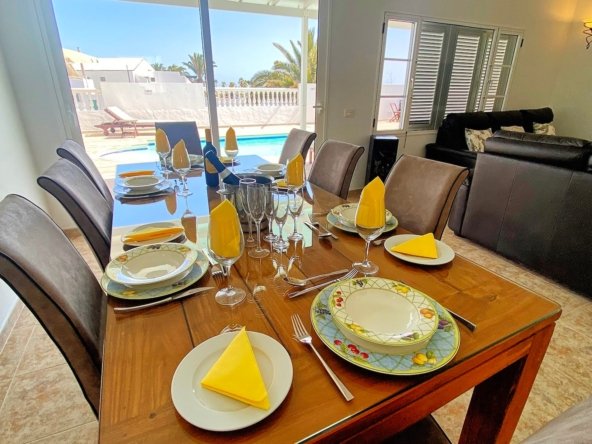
[283,268,349,287]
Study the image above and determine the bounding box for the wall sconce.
[585,21,592,49]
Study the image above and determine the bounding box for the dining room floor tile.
[0,227,590,442]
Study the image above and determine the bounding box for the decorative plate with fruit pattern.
[311,281,460,375]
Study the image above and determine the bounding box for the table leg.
[459,323,555,443]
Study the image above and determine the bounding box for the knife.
[114,287,214,313]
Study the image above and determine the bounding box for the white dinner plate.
[122,175,163,191]
[114,180,172,197]
[121,222,185,247]
[105,243,198,286]
[326,212,398,234]
[101,250,209,300]
[384,234,455,266]
[256,163,284,178]
[189,154,204,166]
[171,331,293,432]
[330,203,395,228]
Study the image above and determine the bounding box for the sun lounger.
[95,106,156,137]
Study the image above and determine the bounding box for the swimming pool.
[100,134,288,164]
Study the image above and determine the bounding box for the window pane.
[384,21,413,59]
[409,27,445,127]
[376,97,406,131]
[380,60,409,95]
[482,34,520,111]
[444,33,482,114]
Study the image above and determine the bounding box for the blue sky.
[53,0,316,83]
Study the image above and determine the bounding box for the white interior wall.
[322,0,580,188]
[0,47,50,331]
[548,0,592,140]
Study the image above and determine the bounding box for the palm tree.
[151,62,165,71]
[250,28,317,88]
[167,64,186,75]
[183,52,206,83]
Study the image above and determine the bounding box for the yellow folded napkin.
[155,128,170,154]
[201,327,270,410]
[119,170,155,178]
[209,200,241,258]
[123,226,184,243]
[391,233,438,259]
[285,154,304,187]
[171,140,190,169]
[355,177,385,228]
[225,127,238,152]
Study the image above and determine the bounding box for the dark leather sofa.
[449,130,592,296]
[426,107,554,169]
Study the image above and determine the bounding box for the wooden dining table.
[100,155,561,443]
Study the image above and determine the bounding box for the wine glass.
[238,178,257,247]
[225,144,239,173]
[352,210,385,275]
[207,223,246,307]
[273,190,290,252]
[155,132,171,175]
[247,183,269,258]
[287,186,304,241]
[263,184,278,243]
[171,143,192,196]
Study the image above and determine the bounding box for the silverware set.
[306,213,338,240]
[287,269,358,299]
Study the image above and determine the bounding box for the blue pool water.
[102,134,287,164]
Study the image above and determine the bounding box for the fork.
[203,249,226,286]
[291,314,354,401]
[287,268,357,298]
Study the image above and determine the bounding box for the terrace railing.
[214,87,299,107]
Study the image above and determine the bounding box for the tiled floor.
[0,228,590,443]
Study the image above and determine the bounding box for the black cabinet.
[365,135,399,183]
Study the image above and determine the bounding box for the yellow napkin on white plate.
[285,154,304,187]
[171,140,190,169]
[155,128,171,154]
[355,177,385,228]
[391,233,438,259]
[201,327,270,410]
[209,200,241,258]
[123,226,184,243]
[119,170,155,178]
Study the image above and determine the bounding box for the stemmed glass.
[207,224,246,307]
[263,184,278,243]
[171,143,192,196]
[352,212,385,275]
[238,178,257,247]
[156,133,170,176]
[247,183,270,258]
[287,186,304,241]
[225,145,239,173]
[273,190,290,252]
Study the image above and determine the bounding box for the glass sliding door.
[52,0,210,176]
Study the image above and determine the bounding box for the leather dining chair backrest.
[278,128,317,164]
[38,159,112,269]
[155,121,202,155]
[384,155,469,240]
[56,139,114,209]
[0,194,106,416]
[308,140,365,199]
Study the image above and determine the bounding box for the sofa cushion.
[436,111,490,150]
[500,125,525,132]
[487,110,524,131]
[486,130,592,171]
[520,107,553,132]
[533,122,556,135]
[465,128,493,152]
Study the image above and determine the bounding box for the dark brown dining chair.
[308,139,365,199]
[56,139,114,208]
[384,155,469,239]
[38,159,112,269]
[0,194,106,416]
[278,128,317,164]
